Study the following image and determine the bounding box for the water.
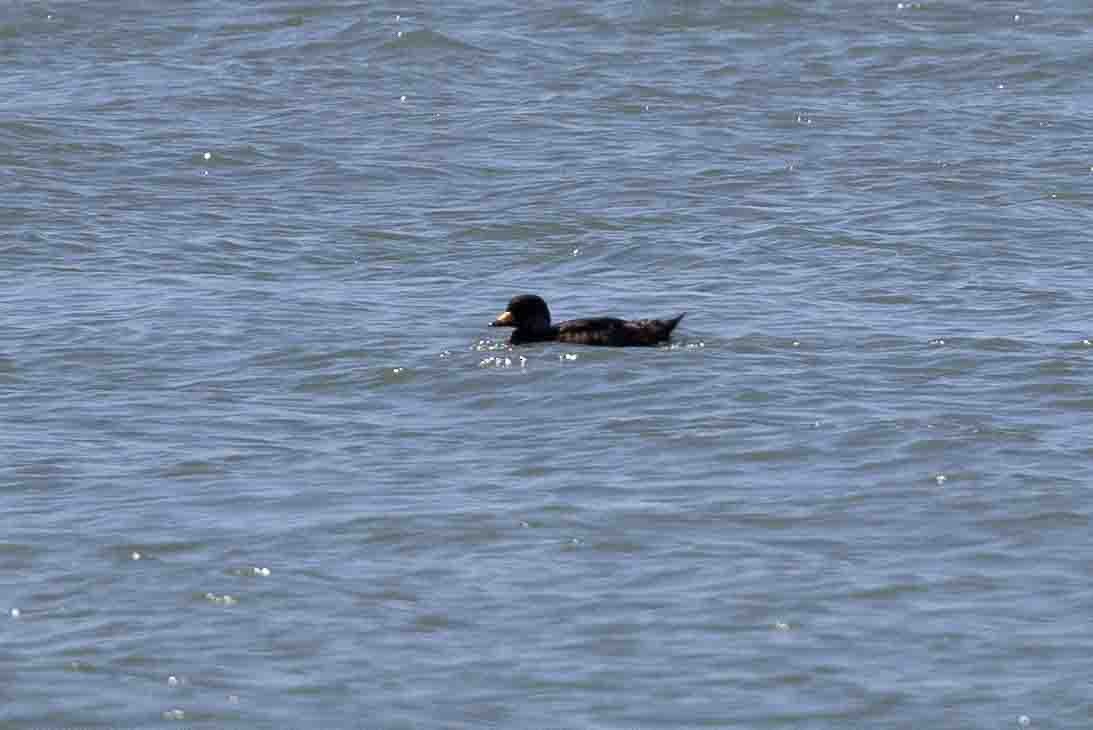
[3,1,1092,727]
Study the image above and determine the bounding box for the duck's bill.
[490,310,516,327]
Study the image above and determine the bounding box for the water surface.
[3,1,1092,727]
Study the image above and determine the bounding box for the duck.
[489,294,685,346]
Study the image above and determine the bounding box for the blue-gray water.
[3,1,1092,727]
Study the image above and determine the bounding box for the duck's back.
[556,314,684,346]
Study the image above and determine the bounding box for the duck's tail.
[661,312,686,338]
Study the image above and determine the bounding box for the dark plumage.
[489,294,685,347]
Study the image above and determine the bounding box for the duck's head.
[490,294,551,331]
